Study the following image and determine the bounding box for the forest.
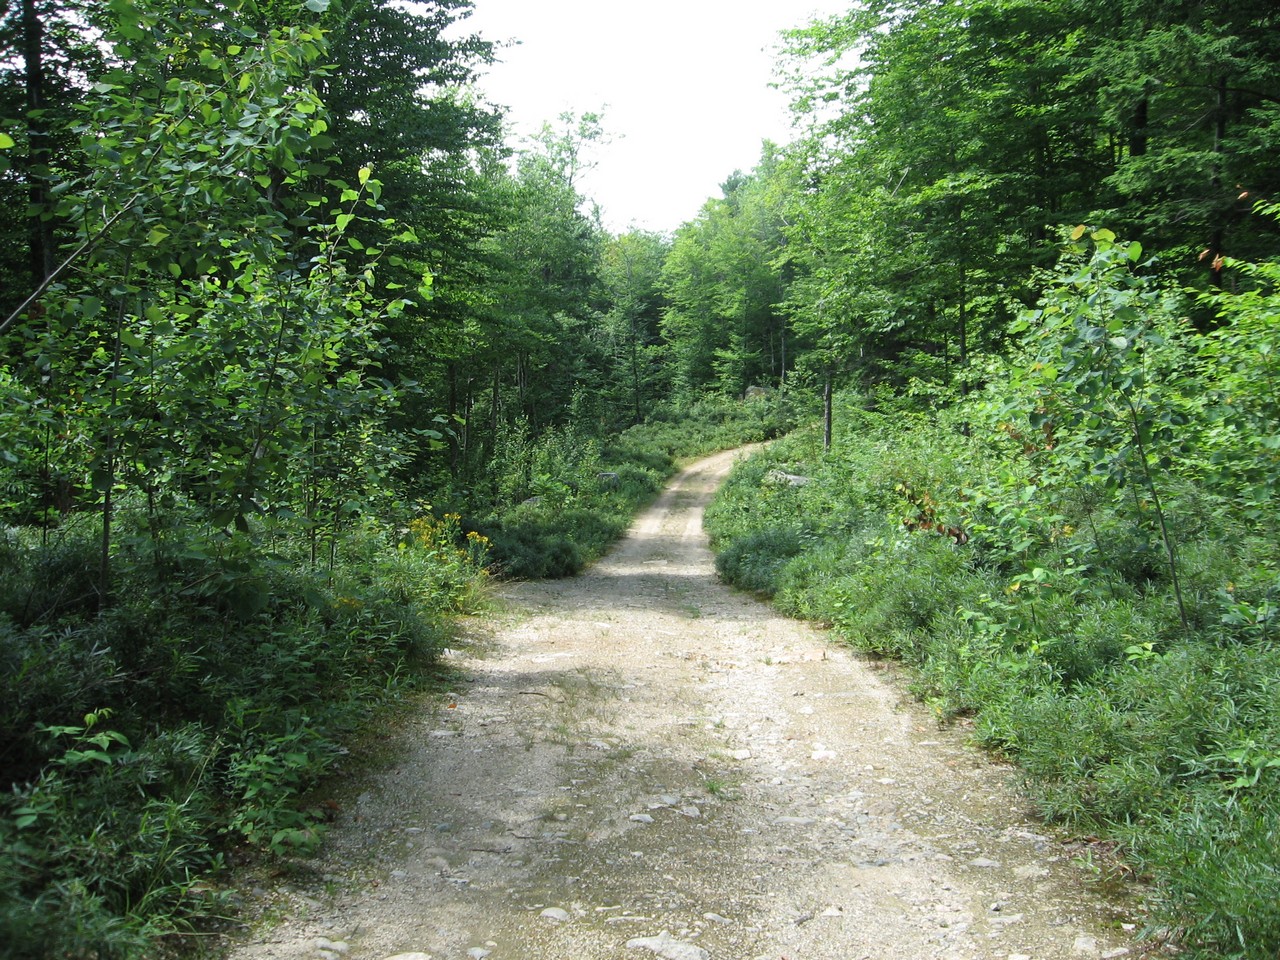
[1,0,1278,957]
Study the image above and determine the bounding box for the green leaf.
[358,166,372,185]
[305,0,330,11]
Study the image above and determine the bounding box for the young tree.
[1,0,411,596]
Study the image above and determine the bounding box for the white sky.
[450,0,850,235]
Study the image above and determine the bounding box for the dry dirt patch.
[227,447,1143,960]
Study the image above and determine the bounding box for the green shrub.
[0,508,487,956]
[1146,790,1280,958]
[714,525,806,596]
[618,393,803,462]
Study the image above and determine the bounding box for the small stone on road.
[626,930,711,960]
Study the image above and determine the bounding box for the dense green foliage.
[771,0,1280,387]
[0,1,502,953]
[706,231,1280,958]
[0,511,484,955]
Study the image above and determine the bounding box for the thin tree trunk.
[99,258,133,610]
[1126,397,1188,630]
[1209,75,1228,289]
[488,361,501,459]
[779,321,787,390]
[630,309,641,425]
[22,0,55,285]
[447,361,459,475]
[1130,96,1149,159]
[823,374,833,452]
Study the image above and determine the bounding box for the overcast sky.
[450,0,849,235]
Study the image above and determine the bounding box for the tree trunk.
[779,320,787,390]
[1130,96,1149,159]
[823,374,833,452]
[1208,74,1228,289]
[488,361,501,456]
[22,0,55,285]
[958,275,968,369]
[630,308,641,425]
[446,360,459,475]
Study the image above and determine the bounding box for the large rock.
[764,468,811,487]
[626,931,710,960]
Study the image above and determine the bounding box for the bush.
[0,509,488,956]
[617,392,803,462]
[470,397,792,581]
[714,525,807,596]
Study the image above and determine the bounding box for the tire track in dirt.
[227,447,1144,960]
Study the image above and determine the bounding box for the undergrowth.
[0,507,488,958]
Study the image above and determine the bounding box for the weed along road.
[229,448,1141,960]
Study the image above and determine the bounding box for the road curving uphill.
[228,447,1143,960]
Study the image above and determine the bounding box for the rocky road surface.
[226,447,1145,960]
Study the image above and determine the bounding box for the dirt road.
[228,447,1142,960]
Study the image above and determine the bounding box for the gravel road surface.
[226,447,1144,960]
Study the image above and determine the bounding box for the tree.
[1080,0,1280,288]
[401,111,608,492]
[298,0,505,484]
[0,0,105,314]
[780,0,1112,394]
[596,228,669,427]
[660,151,789,401]
[0,0,411,597]
[485,114,605,428]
